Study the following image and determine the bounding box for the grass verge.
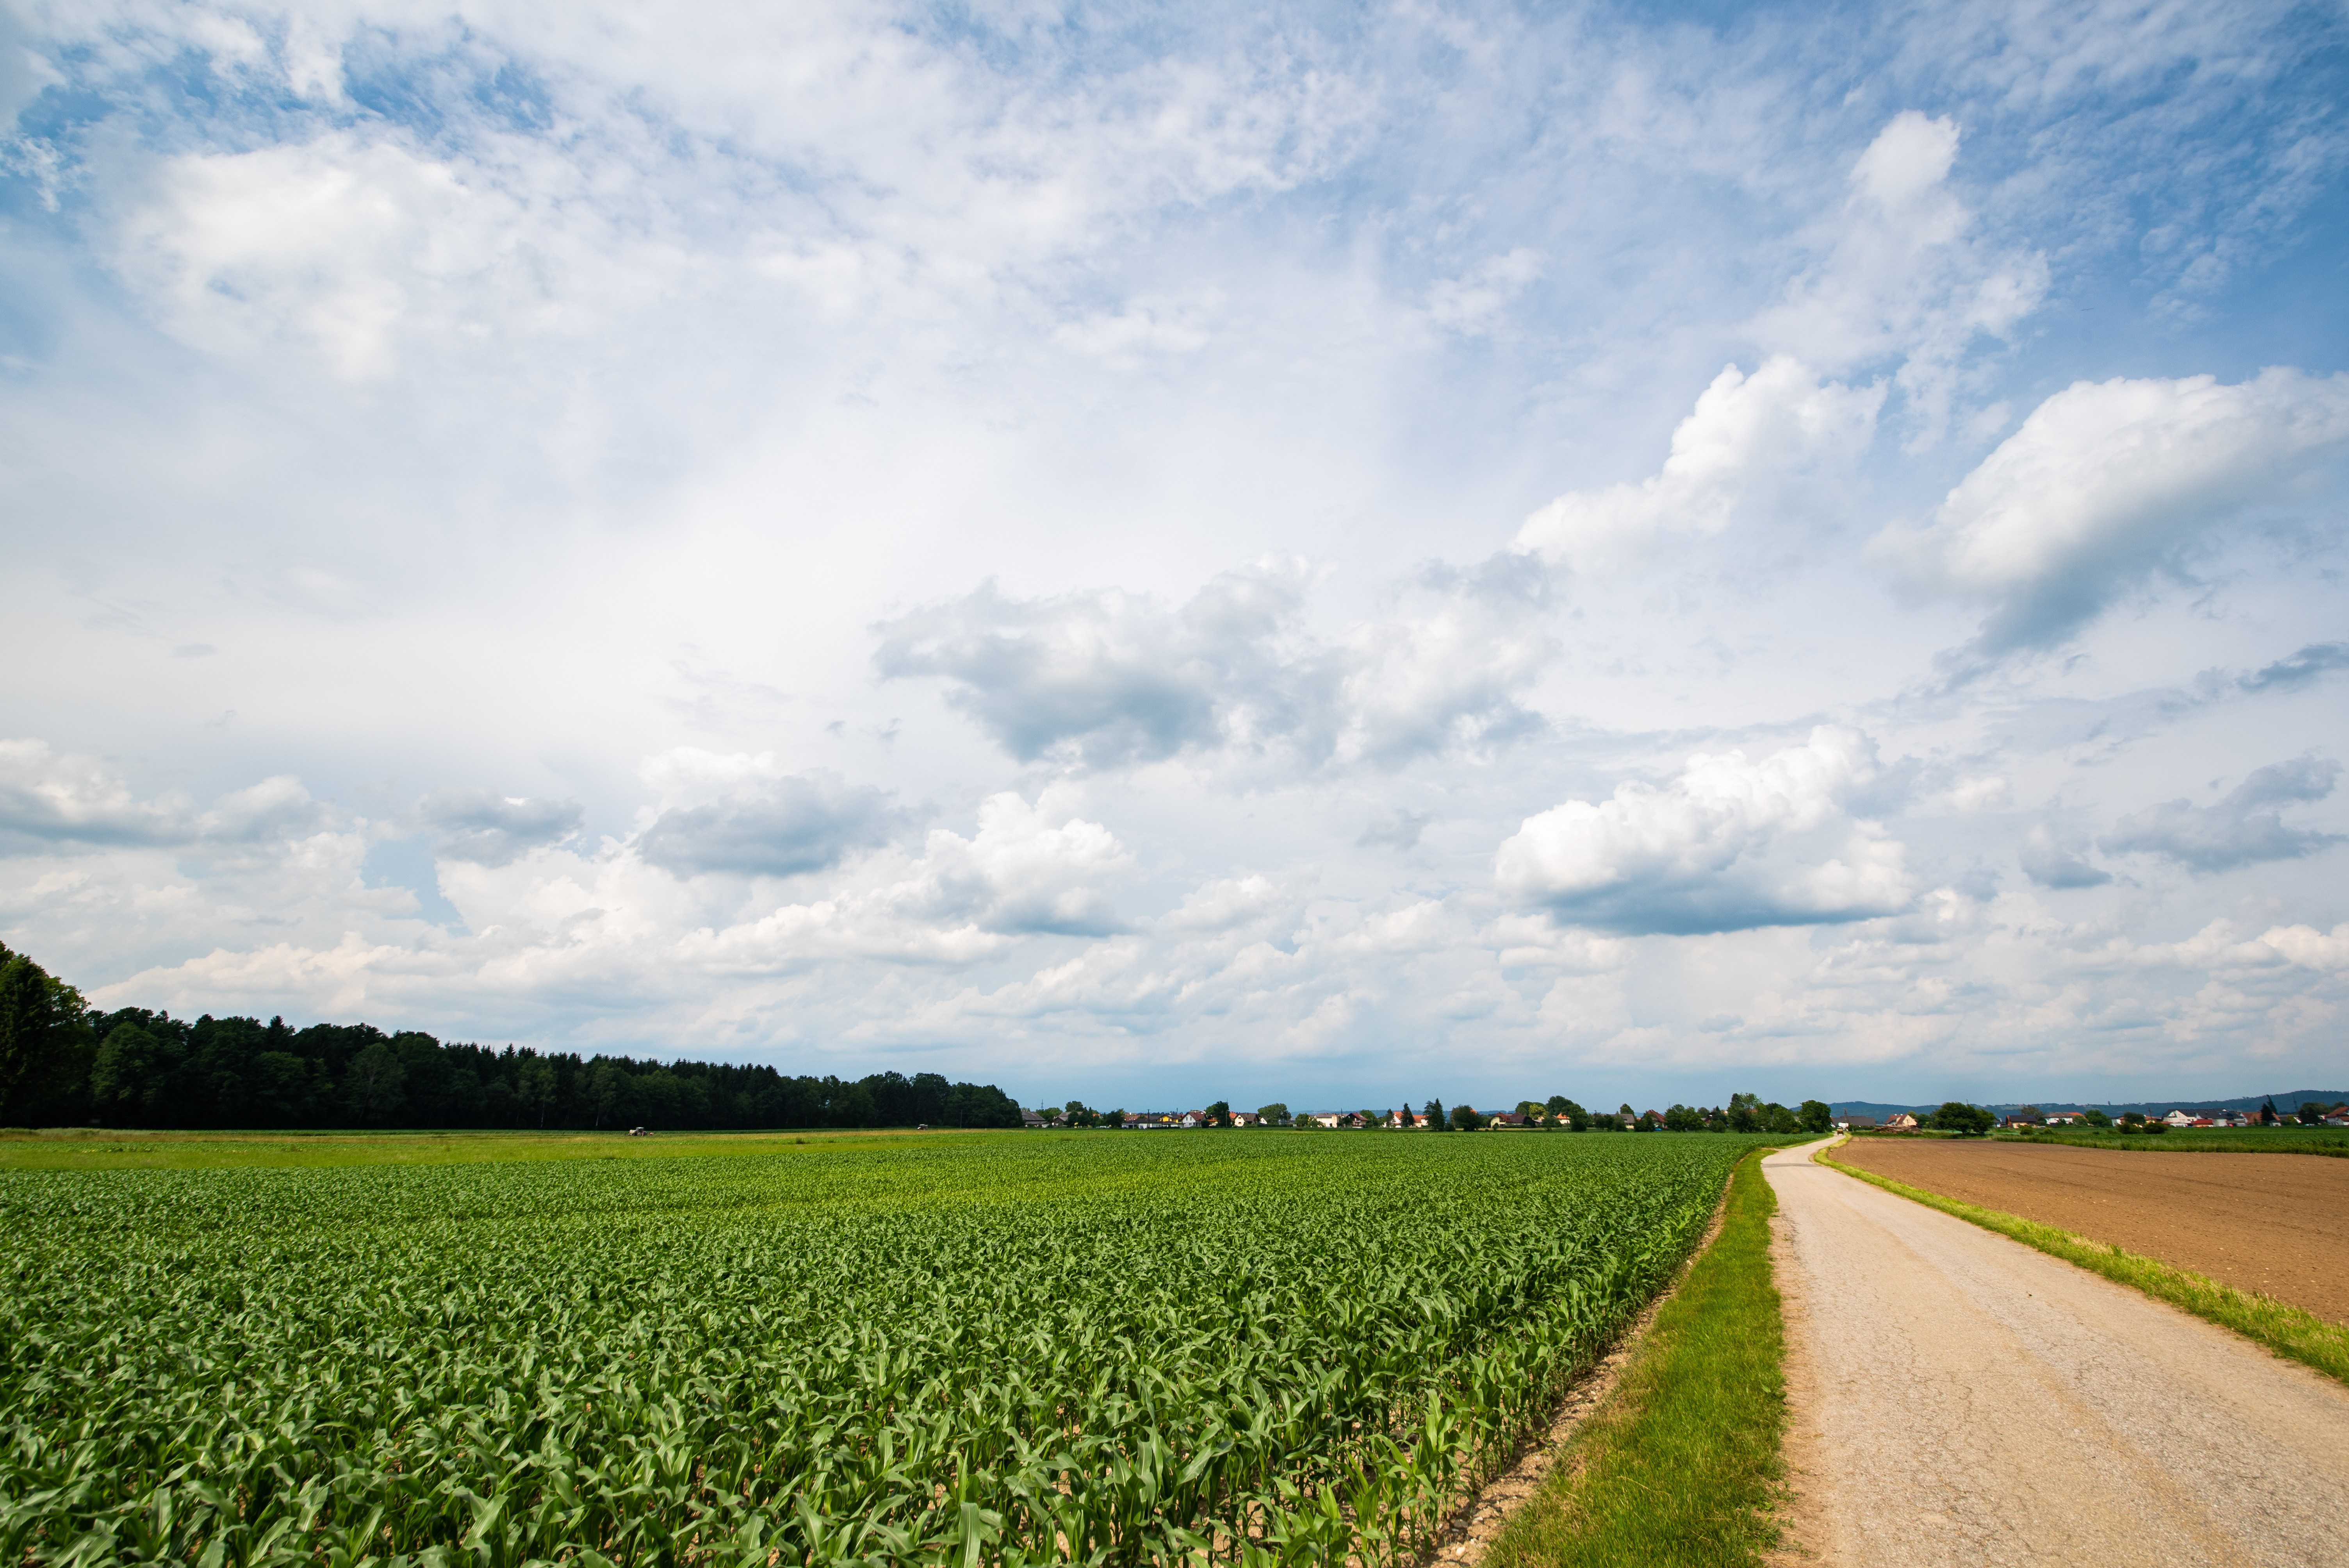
[1993,1128,2349,1156]
[1483,1147,1788,1568]
[1818,1143,2349,1387]
[0,1125,1000,1171]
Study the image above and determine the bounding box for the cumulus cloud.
[686,790,1135,970]
[1512,356,1882,574]
[418,789,584,867]
[0,739,325,853]
[1494,727,1915,934]
[2100,757,2342,872]
[1873,368,2349,654]
[633,761,902,879]
[875,554,1552,770]
[2018,823,2110,889]
[0,739,196,850]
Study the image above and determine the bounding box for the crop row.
[0,1133,1775,1566]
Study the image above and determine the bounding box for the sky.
[4,0,2348,1114]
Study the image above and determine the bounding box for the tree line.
[0,941,1021,1131]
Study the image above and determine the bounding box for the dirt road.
[1832,1137,2349,1322]
[1765,1140,2349,1566]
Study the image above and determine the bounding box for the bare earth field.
[1767,1142,2349,1566]
[1834,1138,2349,1324]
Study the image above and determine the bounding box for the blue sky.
[4,0,2347,1112]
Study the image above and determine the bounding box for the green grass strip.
[1817,1143,2349,1387]
[1484,1148,1787,1568]
[1991,1128,2349,1157]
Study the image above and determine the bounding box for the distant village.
[1021,1096,1826,1133]
[1024,1098,2349,1133]
[1843,1102,2349,1133]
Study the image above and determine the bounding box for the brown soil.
[1833,1139,2349,1324]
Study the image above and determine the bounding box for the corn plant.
[1,1132,1777,1566]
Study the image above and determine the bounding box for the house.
[1884,1113,1919,1131]
[1488,1112,1528,1128]
[2043,1112,2084,1126]
[1839,1115,1878,1130]
[1021,1109,1048,1128]
[2162,1110,2195,1128]
[1311,1112,1343,1128]
[1230,1111,1260,1127]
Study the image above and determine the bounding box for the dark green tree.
[1449,1103,1483,1131]
[0,944,95,1124]
[2083,1107,2111,1128]
[1256,1102,1288,1126]
[1930,1101,1994,1137]
[1204,1099,1232,1127]
[1798,1099,1832,1133]
[345,1042,408,1125]
[91,1022,179,1118]
[1425,1098,1445,1132]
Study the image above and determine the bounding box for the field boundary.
[1472,1146,1790,1568]
[1816,1141,2349,1387]
[1428,1143,1743,1563]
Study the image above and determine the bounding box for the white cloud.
[1426,247,1543,336]
[1494,727,1915,934]
[2100,757,2342,872]
[1874,368,2349,652]
[0,738,197,850]
[2018,823,2110,890]
[1749,111,2047,446]
[418,789,585,868]
[0,739,324,853]
[105,135,536,380]
[636,769,902,879]
[686,788,1136,973]
[875,553,1553,770]
[1512,356,1883,574]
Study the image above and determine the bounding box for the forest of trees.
[0,941,1023,1132]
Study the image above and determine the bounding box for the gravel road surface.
[1766,1140,2349,1566]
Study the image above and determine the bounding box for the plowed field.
[1831,1139,2349,1322]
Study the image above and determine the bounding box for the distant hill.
[1833,1091,2346,1119]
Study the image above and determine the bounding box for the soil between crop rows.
[1830,1139,2349,1325]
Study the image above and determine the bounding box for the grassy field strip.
[0,1126,963,1170]
[1989,1129,2349,1157]
[1816,1142,2349,1387]
[1483,1148,1789,1568]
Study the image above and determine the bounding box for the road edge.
[1477,1146,1794,1568]
[1814,1140,2349,1386]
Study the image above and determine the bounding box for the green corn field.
[1,1131,1780,1566]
